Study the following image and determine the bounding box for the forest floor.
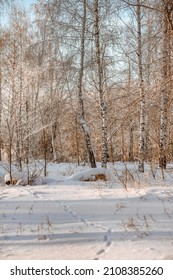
[0,161,173,260]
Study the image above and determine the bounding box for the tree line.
[0,0,173,173]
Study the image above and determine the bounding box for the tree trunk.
[16,63,23,171]
[51,122,58,162]
[159,1,171,169]
[129,120,134,162]
[137,0,145,172]
[78,0,96,168]
[94,0,108,168]
[25,100,30,165]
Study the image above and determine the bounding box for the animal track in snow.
[56,200,113,259]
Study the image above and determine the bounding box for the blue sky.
[0,0,37,25]
[23,0,36,9]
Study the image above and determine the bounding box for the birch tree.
[159,0,173,169]
[78,0,96,168]
[137,0,145,172]
[94,0,108,168]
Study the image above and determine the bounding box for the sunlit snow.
[0,162,173,260]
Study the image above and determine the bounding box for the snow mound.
[5,172,25,185]
[68,167,115,182]
[4,172,59,186]
[4,172,43,186]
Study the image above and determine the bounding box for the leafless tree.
[94,0,108,168]
[137,0,145,172]
[159,0,173,169]
[78,0,96,168]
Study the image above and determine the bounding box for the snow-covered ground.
[0,162,173,260]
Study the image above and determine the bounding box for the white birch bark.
[159,2,169,169]
[129,120,134,162]
[78,0,96,168]
[137,0,145,172]
[94,0,108,168]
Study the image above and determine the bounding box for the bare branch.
[121,0,162,13]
